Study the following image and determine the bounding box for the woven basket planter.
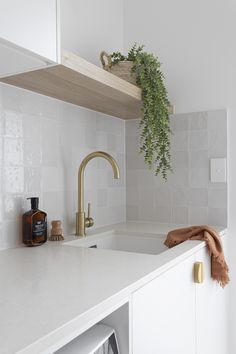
[100,51,137,85]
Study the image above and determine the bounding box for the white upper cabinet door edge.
[0,0,60,63]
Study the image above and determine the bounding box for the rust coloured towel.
[164,225,229,287]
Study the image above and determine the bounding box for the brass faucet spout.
[76,151,120,236]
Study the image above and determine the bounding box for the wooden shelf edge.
[0,49,142,120]
[61,49,141,101]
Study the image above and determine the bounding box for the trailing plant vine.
[110,44,172,180]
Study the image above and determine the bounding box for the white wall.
[124,0,235,351]
[124,0,235,113]
[60,0,124,65]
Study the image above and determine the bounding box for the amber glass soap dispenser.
[23,197,47,246]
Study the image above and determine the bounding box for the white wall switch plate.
[210,158,227,183]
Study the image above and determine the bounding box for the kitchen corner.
[0,0,231,353]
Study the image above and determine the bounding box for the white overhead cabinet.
[0,0,141,120]
[0,0,59,78]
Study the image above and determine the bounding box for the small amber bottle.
[23,197,47,246]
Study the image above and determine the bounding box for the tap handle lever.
[85,202,94,228]
[87,202,91,219]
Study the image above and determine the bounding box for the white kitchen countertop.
[0,222,226,354]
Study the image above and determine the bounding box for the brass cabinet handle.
[194,262,204,283]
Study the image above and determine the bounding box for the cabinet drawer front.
[195,246,228,354]
[132,256,196,354]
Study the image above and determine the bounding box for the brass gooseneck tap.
[76,151,120,236]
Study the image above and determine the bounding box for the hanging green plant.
[101,44,172,180]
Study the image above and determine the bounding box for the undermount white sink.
[64,231,168,255]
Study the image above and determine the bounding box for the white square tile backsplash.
[126,110,227,226]
[0,84,126,248]
[0,83,227,249]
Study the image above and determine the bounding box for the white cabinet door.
[195,243,228,354]
[132,255,196,354]
[0,0,58,62]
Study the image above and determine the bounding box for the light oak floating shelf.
[0,50,142,120]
